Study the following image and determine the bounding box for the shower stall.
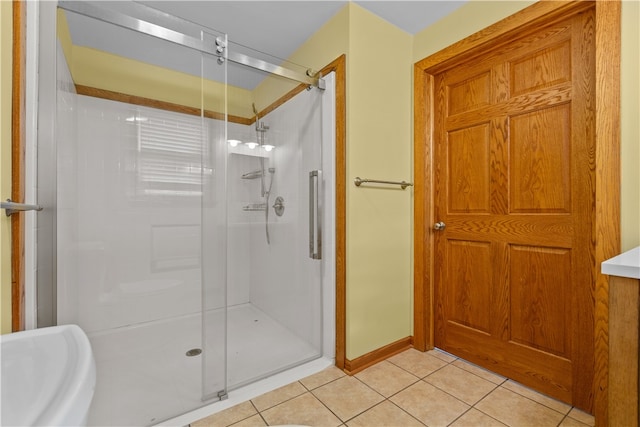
[34,2,335,425]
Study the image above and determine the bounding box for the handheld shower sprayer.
[251,104,277,245]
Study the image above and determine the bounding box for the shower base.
[86,303,320,426]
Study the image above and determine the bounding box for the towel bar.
[353,177,413,190]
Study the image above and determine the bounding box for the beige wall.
[620,0,640,251]
[344,5,413,359]
[412,1,536,62]
[1,1,13,334]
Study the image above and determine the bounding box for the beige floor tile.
[229,413,267,427]
[260,392,342,427]
[566,407,595,426]
[300,366,346,391]
[428,348,458,363]
[449,408,507,427]
[312,376,384,421]
[425,364,498,405]
[501,380,571,414]
[559,415,591,427]
[191,401,257,427]
[346,401,425,427]
[475,387,565,427]
[251,381,307,412]
[452,359,506,385]
[355,360,419,397]
[387,348,449,378]
[390,380,470,426]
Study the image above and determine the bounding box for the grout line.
[557,412,572,427]
[308,389,350,425]
[447,406,477,426]
[385,398,429,426]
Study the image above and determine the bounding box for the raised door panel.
[448,124,491,213]
[509,245,571,358]
[510,105,572,213]
[445,240,492,334]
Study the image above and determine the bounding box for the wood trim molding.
[412,64,433,352]
[75,85,253,125]
[413,1,620,423]
[11,0,26,332]
[343,337,412,375]
[320,55,347,370]
[593,2,622,425]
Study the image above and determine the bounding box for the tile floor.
[191,348,595,427]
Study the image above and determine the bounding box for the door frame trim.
[413,0,620,422]
[11,0,26,332]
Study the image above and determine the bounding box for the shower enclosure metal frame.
[57,1,325,90]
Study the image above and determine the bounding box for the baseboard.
[343,336,413,375]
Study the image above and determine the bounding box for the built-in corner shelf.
[601,246,640,427]
[228,144,273,158]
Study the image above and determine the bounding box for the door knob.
[433,221,446,231]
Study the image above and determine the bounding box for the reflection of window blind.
[136,111,211,197]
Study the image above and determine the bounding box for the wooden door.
[433,8,595,410]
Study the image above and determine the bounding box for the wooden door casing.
[431,8,595,410]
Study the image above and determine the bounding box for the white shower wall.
[248,90,325,345]
[56,41,79,327]
[68,96,207,332]
[58,80,333,341]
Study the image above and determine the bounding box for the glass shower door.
[50,2,228,425]
[225,66,325,388]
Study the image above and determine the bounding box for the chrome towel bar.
[353,177,413,190]
[1,199,43,216]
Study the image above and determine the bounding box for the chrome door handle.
[433,221,446,231]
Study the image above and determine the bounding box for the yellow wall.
[412,1,536,62]
[345,5,413,359]
[1,0,12,334]
[253,5,349,112]
[71,46,253,119]
[620,0,640,251]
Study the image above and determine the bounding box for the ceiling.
[63,1,466,89]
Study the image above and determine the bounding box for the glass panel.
[202,29,228,401]
[225,55,324,388]
[54,3,227,425]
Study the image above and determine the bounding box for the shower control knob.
[273,196,285,217]
[433,221,446,231]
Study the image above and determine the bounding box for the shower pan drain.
[185,348,202,357]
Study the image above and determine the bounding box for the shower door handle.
[309,170,322,260]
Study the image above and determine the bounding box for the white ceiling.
[64,1,466,89]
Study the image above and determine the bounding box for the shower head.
[252,103,269,132]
